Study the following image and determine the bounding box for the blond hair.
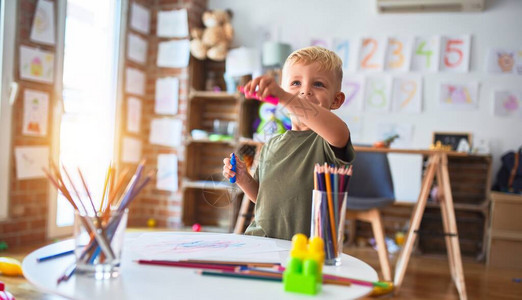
[283,46,343,89]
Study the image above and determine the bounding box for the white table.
[23,232,377,300]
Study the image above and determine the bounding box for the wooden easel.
[393,151,467,300]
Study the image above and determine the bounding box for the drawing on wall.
[130,2,150,34]
[155,77,179,115]
[127,33,148,65]
[493,90,522,118]
[486,48,518,74]
[439,82,479,110]
[127,97,142,133]
[22,89,49,137]
[439,35,471,73]
[391,76,422,113]
[14,146,49,180]
[157,39,190,68]
[156,154,178,192]
[30,0,55,45]
[125,67,145,96]
[19,45,54,84]
[384,36,413,72]
[121,136,142,164]
[358,37,386,72]
[338,75,364,114]
[411,36,440,72]
[363,76,392,112]
[157,9,188,38]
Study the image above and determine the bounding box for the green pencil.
[199,270,282,282]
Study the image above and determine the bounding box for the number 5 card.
[439,35,471,73]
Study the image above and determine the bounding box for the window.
[0,0,17,219]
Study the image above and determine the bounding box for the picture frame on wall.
[432,131,472,151]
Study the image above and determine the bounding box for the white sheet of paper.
[156,154,178,192]
[22,89,49,136]
[127,232,287,261]
[358,37,386,72]
[338,75,365,114]
[333,38,353,71]
[363,76,392,112]
[155,77,179,115]
[411,36,440,72]
[14,146,49,179]
[157,40,190,68]
[19,45,54,84]
[486,48,516,74]
[157,9,188,38]
[149,118,182,147]
[127,97,142,133]
[439,82,479,111]
[125,67,145,96]
[384,36,413,72]
[130,2,150,34]
[439,35,471,73]
[225,47,261,77]
[387,153,422,203]
[493,90,522,118]
[391,76,422,113]
[127,33,148,65]
[516,50,522,75]
[30,0,55,45]
[122,136,142,163]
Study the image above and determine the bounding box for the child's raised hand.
[223,153,247,184]
[243,75,292,104]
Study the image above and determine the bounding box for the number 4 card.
[411,36,440,72]
[440,35,471,73]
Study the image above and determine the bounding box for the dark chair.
[346,149,395,281]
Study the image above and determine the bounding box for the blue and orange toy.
[283,234,325,295]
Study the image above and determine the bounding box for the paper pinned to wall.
[385,36,413,72]
[493,90,522,118]
[439,35,471,73]
[439,82,479,111]
[14,146,49,180]
[391,76,422,113]
[358,37,386,72]
[387,153,422,203]
[125,67,145,96]
[376,122,414,149]
[122,136,142,163]
[19,45,54,84]
[157,40,190,68]
[130,2,150,34]
[486,48,517,74]
[157,9,188,38]
[156,154,178,192]
[155,77,179,115]
[127,97,142,133]
[149,118,182,147]
[363,76,392,112]
[411,36,440,72]
[30,0,55,45]
[127,33,148,65]
[339,75,365,114]
[22,89,49,137]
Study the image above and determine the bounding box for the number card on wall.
[391,76,422,113]
[156,154,178,192]
[127,33,148,65]
[310,38,332,50]
[440,35,471,73]
[439,82,479,111]
[358,37,386,72]
[333,38,351,71]
[155,77,179,115]
[130,2,150,34]
[411,36,440,72]
[384,37,413,72]
[122,136,142,163]
[364,76,392,112]
[493,90,522,118]
[339,75,364,114]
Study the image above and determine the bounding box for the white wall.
[209,0,522,174]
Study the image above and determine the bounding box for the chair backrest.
[347,150,395,210]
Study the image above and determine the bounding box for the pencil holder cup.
[73,208,128,279]
[310,190,347,266]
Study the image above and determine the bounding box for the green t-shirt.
[245,130,355,240]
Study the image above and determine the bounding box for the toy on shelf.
[373,134,399,148]
[429,140,453,151]
[189,9,234,61]
[253,103,291,143]
[283,234,324,295]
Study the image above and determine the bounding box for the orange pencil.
[324,163,338,254]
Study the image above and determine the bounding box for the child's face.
[282,62,344,110]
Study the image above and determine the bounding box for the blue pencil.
[37,249,74,262]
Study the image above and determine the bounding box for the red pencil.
[136,260,239,272]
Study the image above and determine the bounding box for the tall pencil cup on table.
[311,164,351,266]
[74,208,128,279]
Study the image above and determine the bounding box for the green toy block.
[283,257,322,295]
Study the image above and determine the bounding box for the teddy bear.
[190,9,234,61]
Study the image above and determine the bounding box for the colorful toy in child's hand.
[230,153,236,183]
[238,86,279,105]
[0,257,23,277]
[0,281,15,300]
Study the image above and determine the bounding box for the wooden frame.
[432,132,472,151]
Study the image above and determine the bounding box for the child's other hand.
[223,153,248,184]
[244,75,292,104]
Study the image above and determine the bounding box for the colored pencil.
[37,250,74,262]
[199,270,282,282]
[183,259,281,268]
[136,260,239,271]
